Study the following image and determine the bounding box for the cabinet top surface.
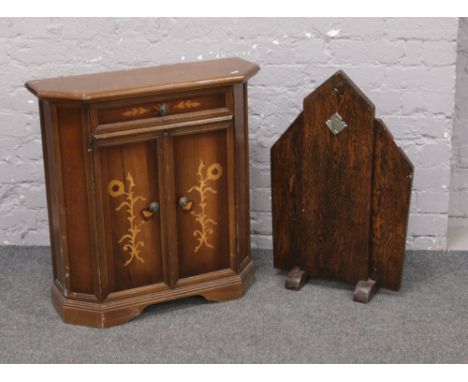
[25,57,259,102]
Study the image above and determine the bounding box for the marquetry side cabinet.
[26,58,259,328]
[271,71,413,303]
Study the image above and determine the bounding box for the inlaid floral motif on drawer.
[122,106,149,117]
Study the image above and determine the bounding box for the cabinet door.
[165,122,235,283]
[95,136,168,298]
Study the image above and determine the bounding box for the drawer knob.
[178,196,193,211]
[148,201,160,212]
[158,103,169,116]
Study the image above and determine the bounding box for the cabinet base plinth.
[52,260,255,328]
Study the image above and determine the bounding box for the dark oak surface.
[271,71,414,300]
[271,113,303,271]
[301,73,374,283]
[25,58,259,102]
[27,58,258,327]
[370,119,414,290]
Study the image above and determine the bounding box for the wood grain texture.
[233,83,251,271]
[271,113,303,271]
[271,70,413,295]
[52,258,254,328]
[301,71,374,283]
[56,105,95,295]
[169,125,232,279]
[25,58,259,102]
[97,139,167,295]
[27,58,258,327]
[39,101,63,288]
[370,119,414,291]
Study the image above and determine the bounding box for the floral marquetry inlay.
[188,160,223,253]
[108,173,147,266]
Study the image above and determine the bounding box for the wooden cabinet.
[26,58,259,327]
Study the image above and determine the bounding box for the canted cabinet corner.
[27,58,259,328]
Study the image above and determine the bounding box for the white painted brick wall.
[449,17,468,230]
[0,18,460,250]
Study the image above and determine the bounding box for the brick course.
[0,18,460,249]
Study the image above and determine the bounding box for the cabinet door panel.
[168,124,233,280]
[97,139,167,294]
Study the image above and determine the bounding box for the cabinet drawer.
[95,90,227,126]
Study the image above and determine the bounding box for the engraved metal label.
[326,112,348,135]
